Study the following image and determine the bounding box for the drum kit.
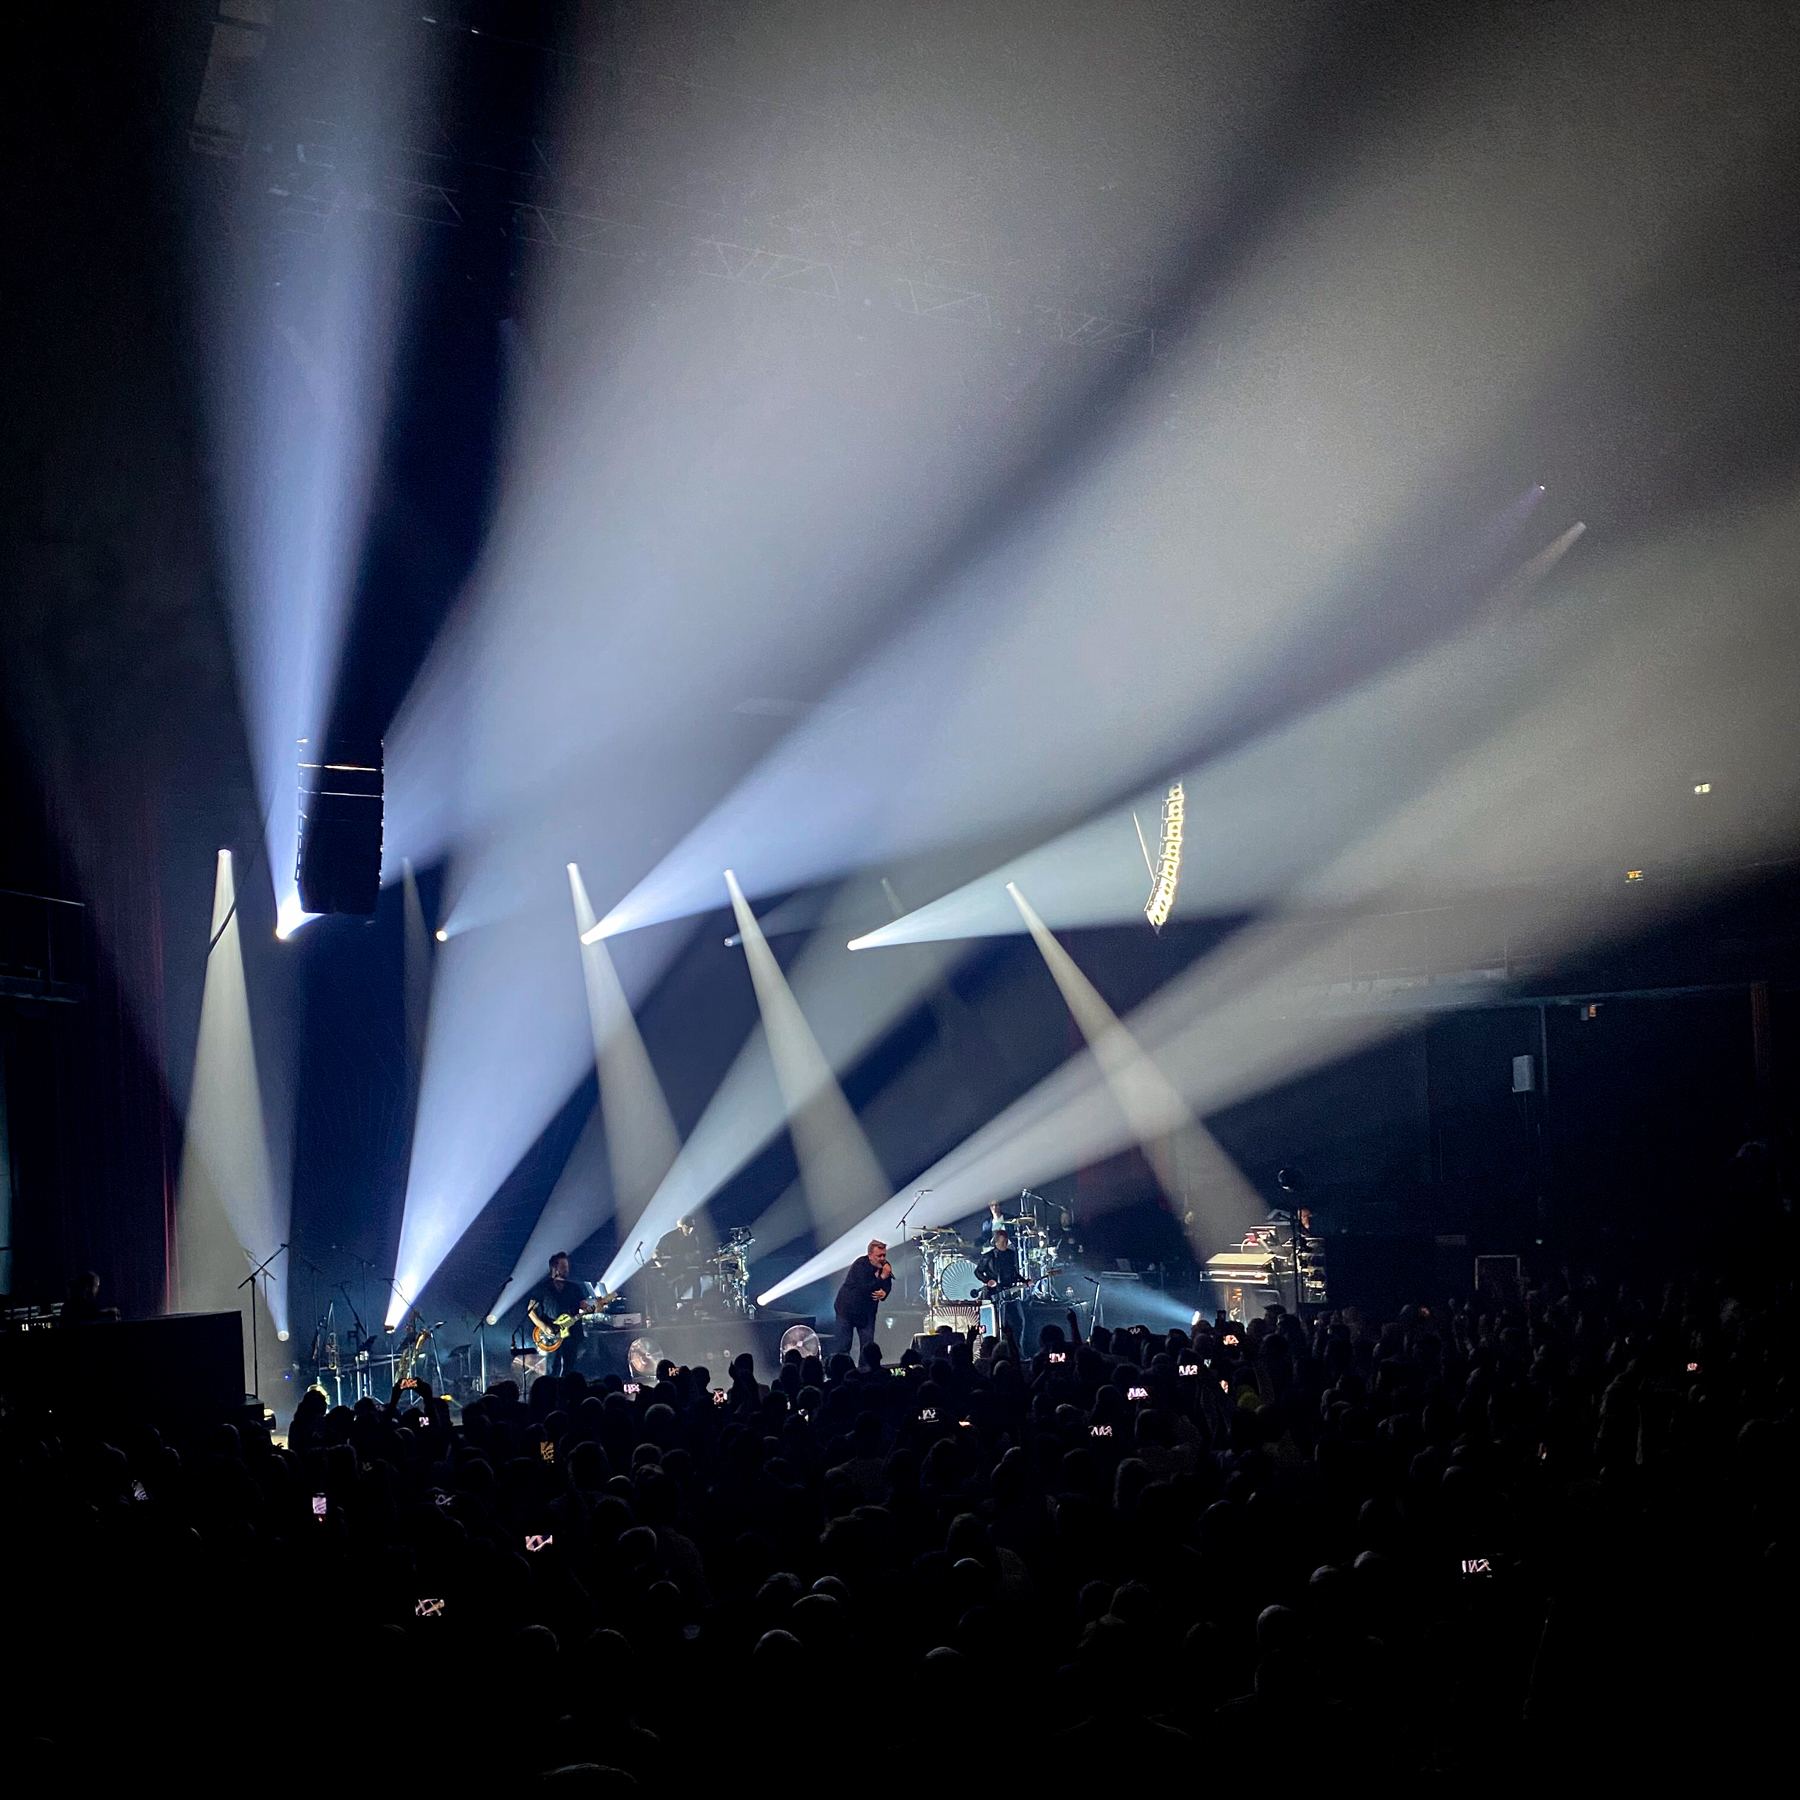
[640,1227,755,1323]
[703,1228,756,1316]
[915,1207,1065,1320]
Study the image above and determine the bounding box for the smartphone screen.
[1177,1363,1199,1378]
[1219,1378,1230,1393]
[131,1479,149,1504]
[311,1493,328,1521]
[890,1366,909,1379]
[713,1389,727,1406]
[1461,1556,1495,1579]
[538,1440,555,1464]
[1089,1423,1113,1439]
[1222,1333,1240,1347]
[1048,1351,1066,1364]
[919,1407,938,1423]
[524,1533,553,1553]
[622,1382,640,1397]
[415,1597,446,1619]
[1127,1385,1148,1401]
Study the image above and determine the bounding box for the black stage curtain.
[1,739,176,1322]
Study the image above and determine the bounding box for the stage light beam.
[598,871,971,1295]
[1007,880,1261,1254]
[568,863,680,1236]
[176,850,287,1379]
[761,485,1800,1308]
[485,1103,617,1326]
[725,869,891,1252]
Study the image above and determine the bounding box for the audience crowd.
[3,1263,1792,1786]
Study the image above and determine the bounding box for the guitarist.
[975,1229,1029,1346]
[527,1251,594,1377]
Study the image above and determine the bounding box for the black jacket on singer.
[834,1256,891,1324]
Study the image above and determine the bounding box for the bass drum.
[935,1256,982,1304]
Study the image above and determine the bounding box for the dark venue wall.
[0,2,255,1322]
[0,720,177,1321]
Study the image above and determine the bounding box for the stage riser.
[550,1316,817,1382]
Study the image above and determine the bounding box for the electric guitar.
[983,1267,1064,1302]
[530,1288,613,1353]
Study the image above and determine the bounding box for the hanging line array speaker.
[297,736,383,915]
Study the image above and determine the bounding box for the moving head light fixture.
[296,736,384,916]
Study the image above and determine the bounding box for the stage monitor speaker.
[576,1315,814,1382]
[0,1311,245,1441]
[877,1305,927,1350]
[1093,1270,1148,1330]
[297,736,384,915]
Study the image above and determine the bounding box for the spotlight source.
[434,927,448,942]
[276,1329,290,1342]
[275,894,314,941]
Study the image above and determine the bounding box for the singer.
[830,1238,893,1359]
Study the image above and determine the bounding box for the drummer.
[653,1214,715,1315]
[979,1197,1025,1244]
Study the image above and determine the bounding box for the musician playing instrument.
[983,1187,1053,1239]
[975,1229,1028,1345]
[831,1239,893,1359]
[655,1216,705,1268]
[651,1215,713,1319]
[527,1251,596,1376]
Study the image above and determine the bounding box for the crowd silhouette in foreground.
[3,1257,1793,1787]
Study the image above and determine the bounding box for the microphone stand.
[896,1188,931,1247]
[237,1242,288,1406]
[335,1281,370,1349]
[330,1243,387,1381]
[334,1281,376,1401]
